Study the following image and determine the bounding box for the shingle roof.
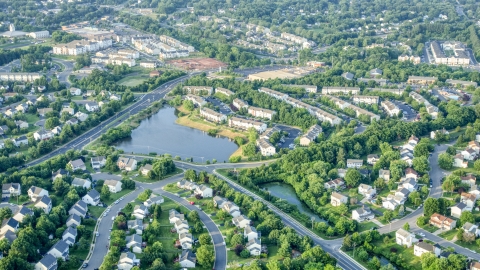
[38,254,57,268]
[180,249,196,263]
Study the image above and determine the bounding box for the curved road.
[52,57,74,87]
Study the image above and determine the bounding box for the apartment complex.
[200,107,227,123]
[247,106,276,120]
[283,84,318,93]
[322,87,360,95]
[381,100,400,116]
[409,92,439,119]
[0,73,41,82]
[445,79,477,88]
[256,138,276,156]
[228,117,267,133]
[366,88,404,95]
[398,55,421,64]
[185,94,206,107]
[215,87,234,96]
[352,95,379,105]
[280,32,316,48]
[182,86,213,96]
[53,38,112,55]
[407,76,437,85]
[430,41,470,66]
[299,124,322,146]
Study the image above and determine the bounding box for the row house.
[228,117,267,133]
[352,95,379,105]
[182,86,213,96]
[215,87,234,96]
[256,138,276,156]
[322,87,360,95]
[232,98,249,110]
[248,106,276,120]
[429,213,456,230]
[185,94,206,107]
[381,100,400,116]
[299,124,322,146]
[258,87,288,100]
[200,107,227,123]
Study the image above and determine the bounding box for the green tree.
[199,234,211,245]
[460,211,475,226]
[183,100,194,111]
[412,156,430,174]
[424,198,439,218]
[196,245,214,266]
[403,223,410,231]
[438,153,454,170]
[344,169,361,187]
[230,234,244,246]
[101,185,111,201]
[138,189,153,202]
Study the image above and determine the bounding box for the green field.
[118,75,149,87]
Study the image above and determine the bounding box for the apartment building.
[183,86,213,96]
[358,78,388,86]
[445,79,477,88]
[248,106,276,120]
[228,117,267,133]
[256,138,276,156]
[280,32,316,48]
[185,94,206,107]
[398,55,421,64]
[352,95,379,105]
[430,41,470,66]
[258,87,288,100]
[139,61,156,68]
[232,98,249,110]
[407,76,437,85]
[53,38,112,55]
[350,105,380,121]
[283,84,318,93]
[299,124,322,146]
[0,73,41,82]
[311,107,342,125]
[325,95,351,109]
[381,100,400,116]
[215,87,234,97]
[200,107,227,123]
[322,87,360,95]
[366,88,404,96]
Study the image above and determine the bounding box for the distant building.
[299,124,322,146]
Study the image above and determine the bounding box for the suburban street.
[52,57,74,87]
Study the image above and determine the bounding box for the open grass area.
[132,168,183,183]
[455,240,480,253]
[358,221,378,232]
[175,111,247,140]
[117,75,149,87]
[419,224,439,233]
[89,205,106,219]
[438,229,458,241]
[24,113,39,124]
[9,196,29,205]
[103,189,134,206]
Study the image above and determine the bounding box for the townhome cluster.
[132,35,193,59]
[383,167,419,210]
[92,48,140,67]
[453,140,480,168]
[323,95,380,121]
[409,91,439,119]
[381,100,400,116]
[399,135,419,166]
[53,38,112,55]
[258,87,341,125]
[398,55,421,64]
[213,195,262,256]
[231,97,277,120]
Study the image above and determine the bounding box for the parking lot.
[275,125,301,149]
[390,100,417,121]
[205,97,232,114]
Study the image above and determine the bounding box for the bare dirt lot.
[168,58,227,70]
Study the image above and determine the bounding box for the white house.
[0,218,19,235]
[194,185,213,198]
[453,154,468,168]
[91,156,106,169]
[462,222,480,237]
[34,196,52,213]
[104,180,122,193]
[324,179,345,190]
[462,148,477,161]
[179,249,196,268]
[352,206,374,222]
[47,240,69,261]
[213,196,228,208]
[117,157,137,171]
[139,164,153,176]
[379,169,390,181]
[246,238,261,256]
[367,154,379,165]
[405,168,419,180]
[12,206,33,223]
[68,200,88,218]
[144,196,164,207]
[35,254,58,270]
[256,138,276,156]
[62,226,77,246]
[133,205,149,219]
[118,252,137,270]
[396,228,417,247]
[85,102,99,112]
[169,209,185,224]
[179,232,193,249]
[232,215,251,228]
[71,177,91,189]
[331,192,348,206]
[358,184,376,199]
[34,130,54,141]
[74,112,88,122]
[82,189,100,206]
[127,219,144,235]
[346,159,363,168]
[461,192,477,210]
[69,88,82,96]
[2,183,21,198]
[414,242,441,257]
[66,214,81,228]
[244,225,259,241]
[222,202,241,217]
[126,234,142,253]
[175,220,190,234]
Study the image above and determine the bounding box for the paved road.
[52,57,74,87]
[0,59,19,72]
[26,73,197,167]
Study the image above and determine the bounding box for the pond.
[114,107,239,162]
[260,181,324,221]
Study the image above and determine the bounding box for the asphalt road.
[275,124,301,149]
[52,57,74,87]
[205,96,232,115]
[0,59,19,72]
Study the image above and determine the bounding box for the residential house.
[13,135,28,147]
[66,214,81,227]
[430,213,456,230]
[194,185,213,198]
[228,117,267,133]
[213,196,228,209]
[470,262,480,270]
[65,118,79,126]
[453,154,468,168]
[82,189,100,206]
[117,157,137,171]
[37,108,53,117]
[126,234,142,253]
[118,252,137,270]
[68,200,88,218]
[352,206,374,222]
[399,178,418,192]
[74,112,88,122]
[71,178,91,189]
[144,196,164,207]
[223,202,241,217]
[104,180,122,193]
[2,183,21,198]
[110,94,121,101]
[62,107,75,115]
[256,138,276,156]
[47,240,69,260]
[91,156,106,169]
[51,126,62,135]
[396,228,417,247]
[342,72,354,80]
[169,209,185,224]
[468,141,480,154]
[462,222,480,237]
[405,168,419,180]
[232,215,251,228]
[430,129,449,140]
[35,254,58,270]
[0,230,16,244]
[248,106,276,120]
[12,206,33,223]
[331,192,348,206]
[358,184,376,199]
[34,130,54,141]
[246,238,262,256]
[462,148,477,161]
[0,218,19,235]
[461,193,477,210]
[62,226,77,246]
[69,88,82,96]
[183,181,198,191]
[346,159,363,168]
[14,120,28,129]
[461,175,476,187]
[299,124,322,146]
[324,179,345,190]
[199,107,227,123]
[179,233,193,249]
[34,196,52,213]
[127,219,144,235]
[370,68,383,77]
[85,102,99,112]
[215,87,234,97]
[413,242,441,257]
[184,94,206,107]
[133,205,149,219]
[244,225,259,241]
[379,169,390,181]
[139,164,153,176]
[175,220,190,234]
[179,249,196,268]
[367,154,379,165]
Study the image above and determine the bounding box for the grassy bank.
[175,113,247,140]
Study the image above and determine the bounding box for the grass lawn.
[24,113,39,124]
[175,113,247,141]
[227,251,256,266]
[118,75,149,87]
[133,168,183,183]
[9,196,29,205]
[89,205,106,219]
[438,229,458,241]
[455,240,480,253]
[419,224,439,233]
[103,189,134,205]
[358,221,378,232]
